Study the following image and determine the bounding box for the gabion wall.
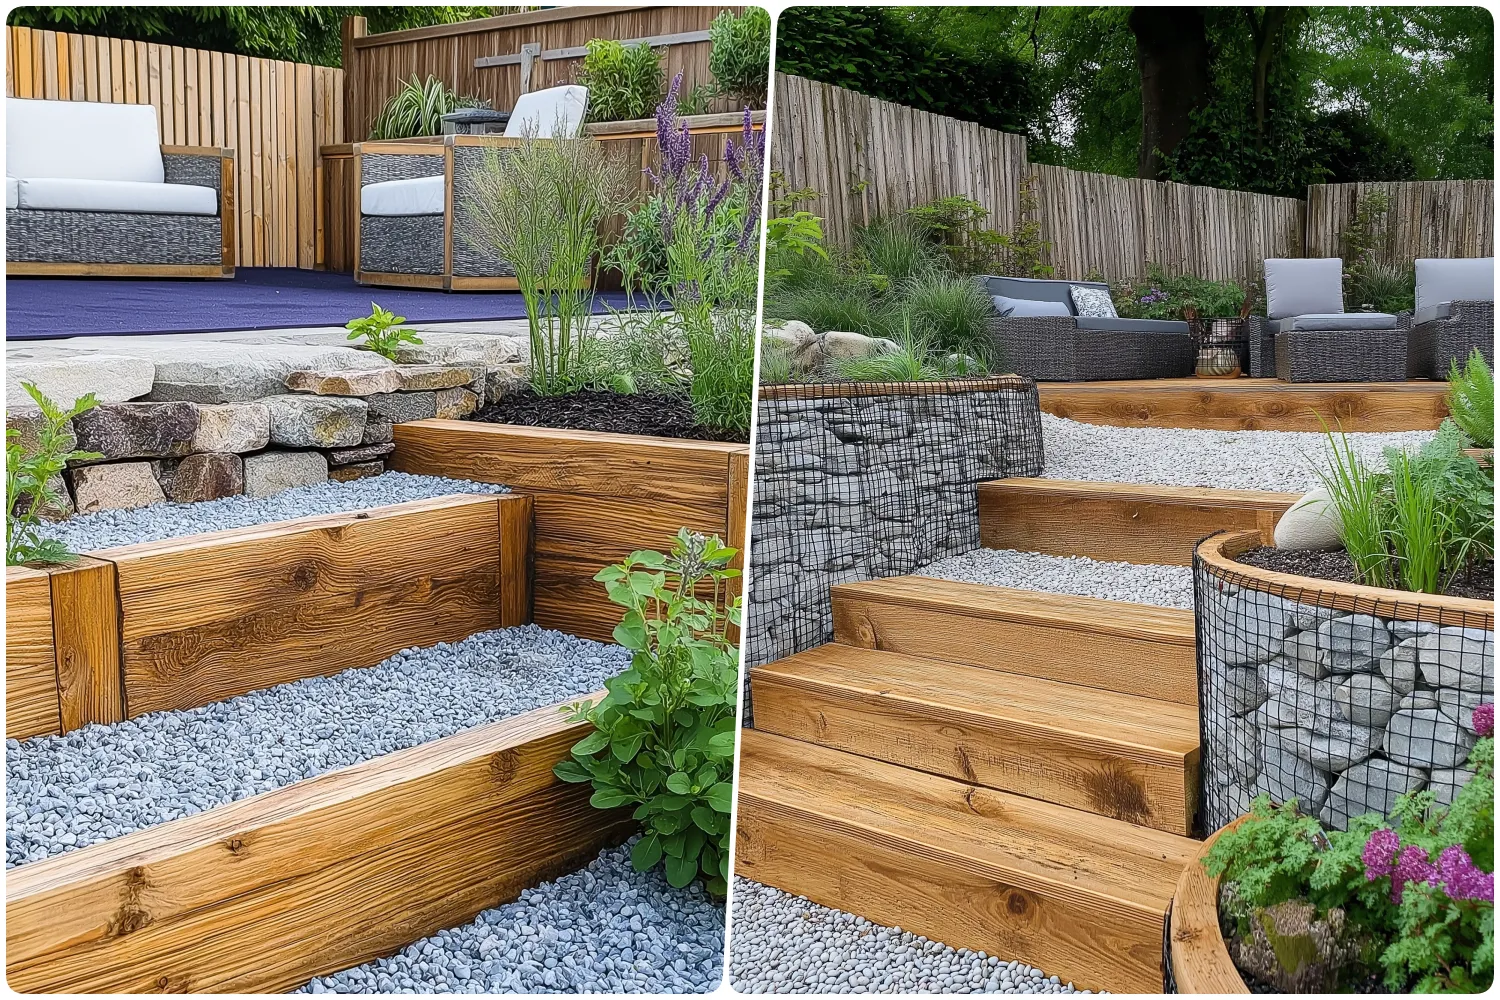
[746,378,1045,669]
[1195,551,1495,833]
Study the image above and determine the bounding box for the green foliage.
[460,136,628,396]
[368,74,485,140]
[1348,259,1416,314]
[1447,349,1494,449]
[830,314,988,384]
[775,6,1040,135]
[764,211,828,281]
[578,39,665,124]
[6,384,102,567]
[1205,732,1494,992]
[904,180,1052,279]
[1111,265,1250,321]
[707,7,769,108]
[553,529,740,897]
[344,301,422,360]
[855,218,943,290]
[899,272,994,367]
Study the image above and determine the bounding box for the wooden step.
[979,478,1298,566]
[735,729,1198,993]
[832,576,1198,704]
[751,644,1199,834]
[1038,377,1447,432]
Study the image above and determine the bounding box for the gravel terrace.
[729,880,1089,994]
[918,548,1194,609]
[1040,413,1433,492]
[34,472,508,552]
[301,838,724,994]
[6,626,626,867]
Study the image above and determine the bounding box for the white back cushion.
[1264,258,1344,319]
[7,98,164,184]
[1415,257,1494,311]
[504,86,589,139]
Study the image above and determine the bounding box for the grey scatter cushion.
[992,294,1070,318]
[1069,285,1117,318]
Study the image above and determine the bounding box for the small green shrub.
[854,218,942,290]
[900,271,994,365]
[708,7,769,108]
[830,313,988,383]
[903,182,1053,279]
[554,529,740,896]
[1447,349,1494,449]
[7,383,101,566]
[764,211,828,281]
[369,75,484,140]
[1112,265,1248,321]
[345,302,422,361]
[577,39,664,123]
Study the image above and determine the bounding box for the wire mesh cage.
[746,377,1045,671]
[1194,534,1495,835]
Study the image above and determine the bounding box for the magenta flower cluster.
[1472,702,1493,738]
[1363,828,1493,903]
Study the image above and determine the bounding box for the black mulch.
[1234,546,1494,602]
[473,389,748,443]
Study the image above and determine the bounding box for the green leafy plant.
[554,529,741,896]
[830,312,988,383]
[1112,264,1249,321]
[7,384,102,566]
[764,211,828,281]
[707,6,770,108]
[1347,258,1415,314]
[344,302,422,361]
[369,74,484,140]
[460,134,629,395]
[900,271,995,367]
[1315,424,1396,588]
[577,38,665,123]
[1447,349,1494,449]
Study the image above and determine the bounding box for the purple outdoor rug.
[5,268,631,339]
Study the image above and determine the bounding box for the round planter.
[1169,816,1250,994]
[1193,530,1495,833]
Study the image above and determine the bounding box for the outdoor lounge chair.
[1407,257,1494,379]
[6,98,235,277]
[355,85,588,291]
[1259,257,1409,382]
[981,275,1195,381]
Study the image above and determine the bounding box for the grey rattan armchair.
[1261,258,1408,382]
[1407,258,1495,379]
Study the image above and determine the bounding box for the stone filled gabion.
[746,381,1044,669]
[1195,563,1494,832]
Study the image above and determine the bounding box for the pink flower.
[1392,845,1438,901]
[1437,845,1495,902]
[1472,703,1493,738]
[1363,827,1401,877]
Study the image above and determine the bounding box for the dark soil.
[1235,546,1494,602]
[474,389,748,443]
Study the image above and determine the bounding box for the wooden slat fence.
[1305,181,1495,265]
[6,25,344,269]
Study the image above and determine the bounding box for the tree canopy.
[6,7,519,67]
[780,5,1493,195]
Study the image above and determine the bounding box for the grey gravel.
[301,838,724,994]
[729,879,1089,994]
[1041,413,1432,492]
[918,548,1194,609]
[6,625,626,867]
[35,471,508,551]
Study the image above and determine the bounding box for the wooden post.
[340,15,366,140]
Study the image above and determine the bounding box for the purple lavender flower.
[1363,827,1401,878]
[1473,702,1493,738]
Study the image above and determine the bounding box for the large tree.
[1128,6,1213,178]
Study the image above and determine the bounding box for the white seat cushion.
[16,177,217,215]
[504,85,589,139]
[1264,258,1344,319]
[1272,312,1398,333]
[7,98,164,184]
[5,177,17,210]
[1415,257,1493,311]
[361,175,444,216]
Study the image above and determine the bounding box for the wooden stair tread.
[753,643,1198,756]
[740,728,1197,914]
[983,477,1301,506]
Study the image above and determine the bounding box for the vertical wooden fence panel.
[6,26,345,270]
[1306,181,1494,264]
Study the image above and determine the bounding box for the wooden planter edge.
[1169,816,1251,994]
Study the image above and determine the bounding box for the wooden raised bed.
[1169,817,1250,994]
[4,493,531,737]
[6,697,631,993]
[392,420,751,642]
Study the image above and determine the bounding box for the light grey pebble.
[7,625,626,867]
[299,838,723,994]
[729,879,1091,994]
[35,471,508,551]
[918,548,1193,609]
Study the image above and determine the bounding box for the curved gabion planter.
[1193,530,1494,834]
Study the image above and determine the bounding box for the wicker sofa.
[6,98,235,277]
[355,85,586,290]
[1407,257,1494,379]
[1258,258,1409,383]
[981,275,1195,381]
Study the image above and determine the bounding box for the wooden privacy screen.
[391,421,751,643]
[6,25,344,269]
[2,494,530,738]
[1305,180,1496,267]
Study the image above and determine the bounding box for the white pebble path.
[729,879,1092,994]
[918,548,1194,609]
